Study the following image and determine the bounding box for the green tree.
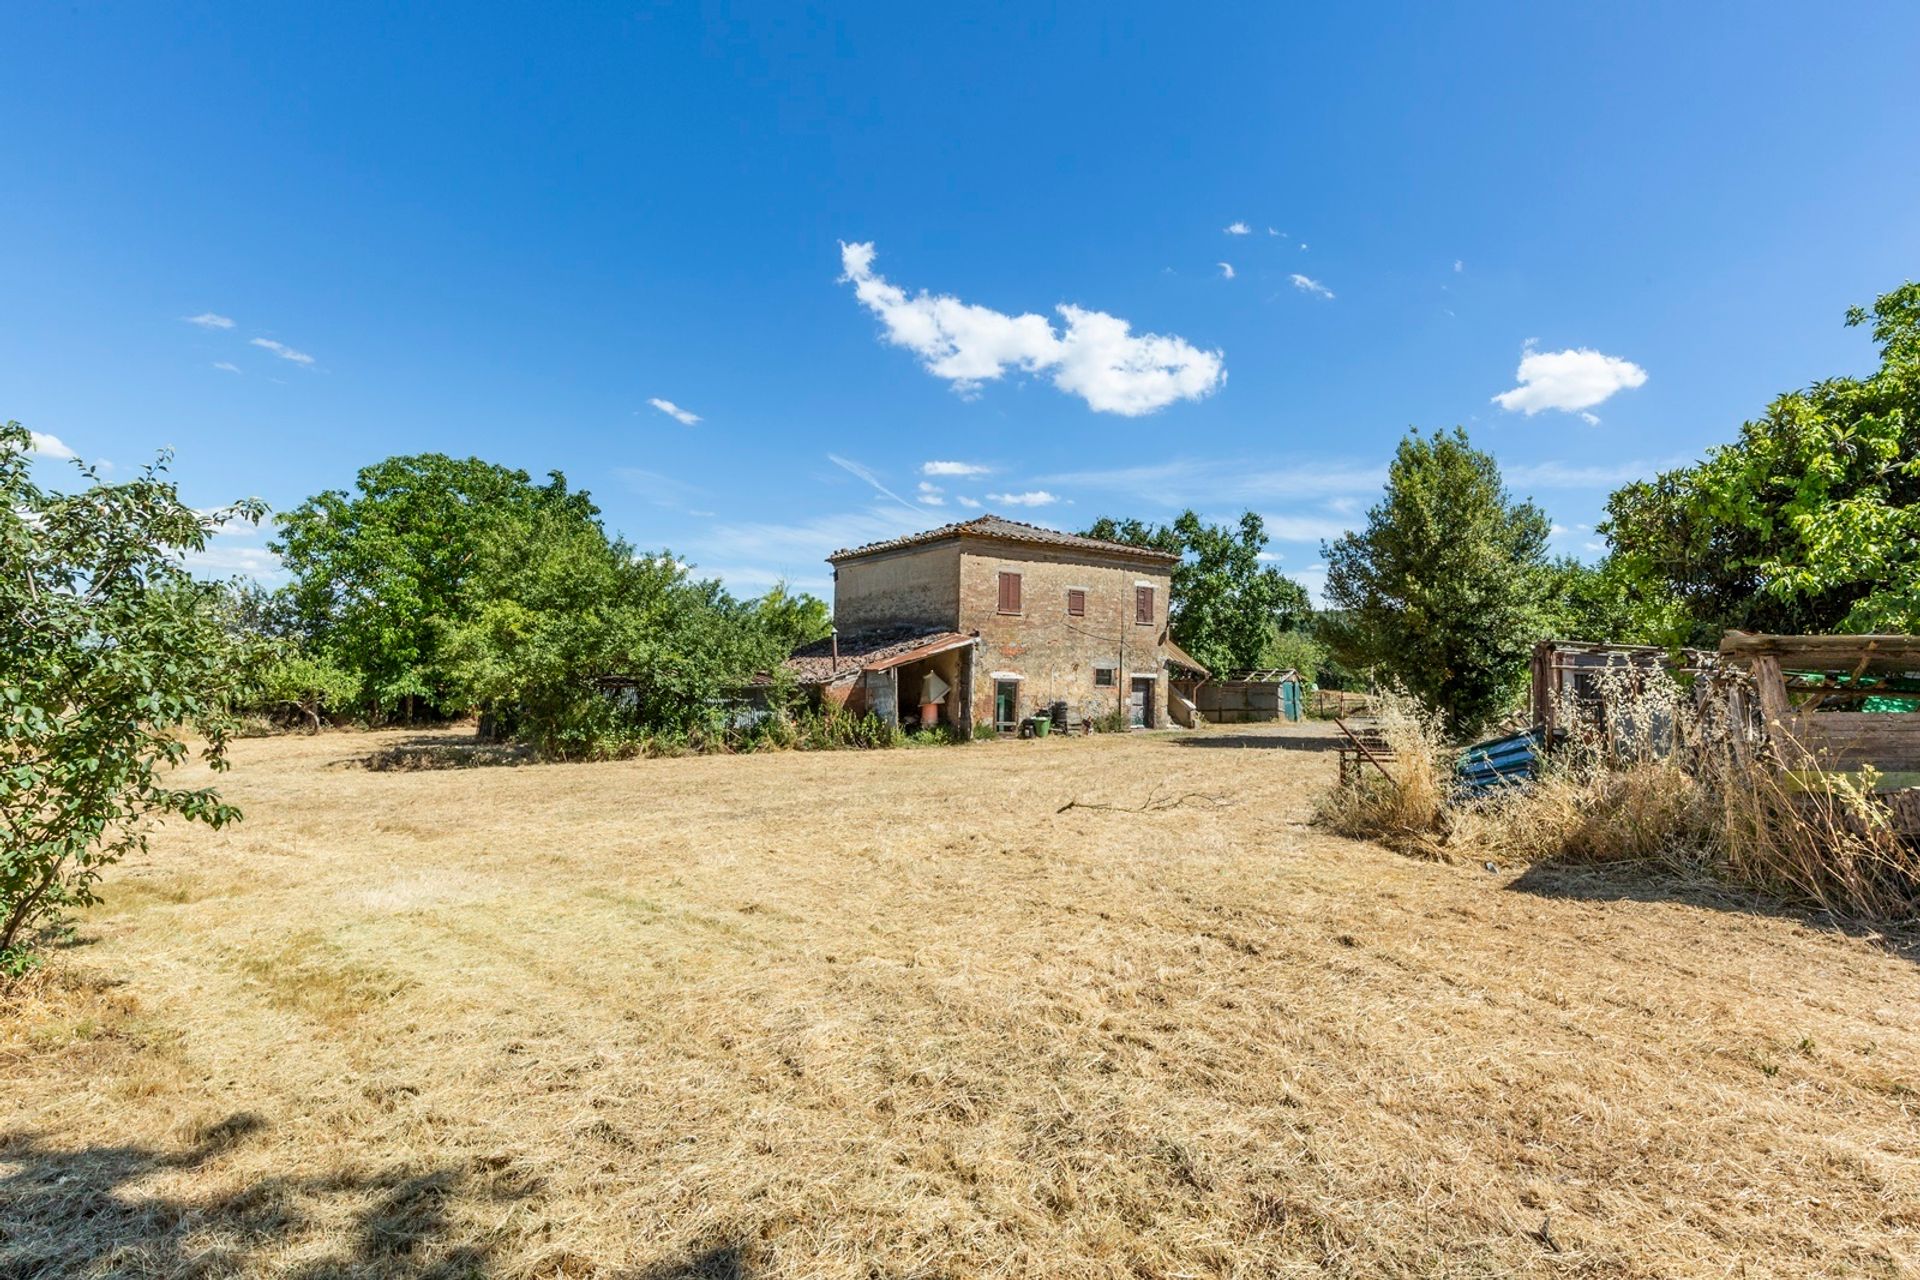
[441,506,782,757]
[0,423,258,963]
[1322,428,1551,739]
[1262,628,1328,683]
[272,455,601,720]
[752,581,834,654]
[1083,511,1311,673]
[1603,282,1920,642]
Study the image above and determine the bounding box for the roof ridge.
[828,512,1179,563]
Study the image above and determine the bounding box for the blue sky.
[6,4,1919,601]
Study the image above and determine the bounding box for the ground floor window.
[1094,666,1115,687]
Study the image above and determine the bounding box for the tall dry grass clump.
[1321,664,1920,920]
[1312,687,1452,857]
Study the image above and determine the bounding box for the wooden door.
[1129,678,1153,728]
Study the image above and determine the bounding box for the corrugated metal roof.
[828,514,1179,565]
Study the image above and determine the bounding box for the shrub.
[1318,663,1920,919]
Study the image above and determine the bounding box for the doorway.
[994,680,1020,734]
[1129,677,1154,728]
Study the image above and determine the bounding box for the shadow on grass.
[1172,730,1345,752]
[0,1110,764,1278]
[1505,859,1920,964]
[346,734,537,773]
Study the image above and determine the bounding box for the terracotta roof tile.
[781,627,974,686]
[828,514,1178,564]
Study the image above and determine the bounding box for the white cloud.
[1453,260,1464,273]
[1493,345,1647,416]
[916,481,945,506]
[646,397,702,426]
[838,241,1224,416]
[28,431,77,459]
[1268,227,1283,237]
[250,337,314,366]
[1289,274,1334,300]
[213,361,241,374]
[956,495,982,509]
[1579,411,1600,426]
[183,312,234,329]
[1224,221,1251,236]
[922,460,990,477]
[1217,262,1235,280]
[985,490,1058,508]
[1504,457,1691,490]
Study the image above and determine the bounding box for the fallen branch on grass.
[1056,785,1228,815]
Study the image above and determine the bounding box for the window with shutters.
[1135,585,1154,625]
[1066,588,1086,617]
[997,571,1022,615]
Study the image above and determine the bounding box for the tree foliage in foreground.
[1602,282,1920,644]
[1321,428,1552,740]
[1082,510,1312,675]
[0,423,258,963]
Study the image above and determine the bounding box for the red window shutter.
[999,571,1022,613]
[1135,585,1153,625]
[1067,589,1085,617]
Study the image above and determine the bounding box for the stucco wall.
[831,542,961,632]
[955,540,1173,730]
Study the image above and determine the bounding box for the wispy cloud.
[922,460,990,477]
[1493,345,1647,417]
[213,361,241,374]
[1217,262,1236,280]
[1504,457,1692,490]
[839,241,1225,416]
[646,397,702,426]
[956,495,982,509]
[1289,274,1334,300]
[617,467,708,511]
[828,452,920,513]
[986,490,1059,508]
[1267,227,1283,238]
[1223,221,1251,236]
[183,312,234,329]
[1453,260,1465,273]
[917,481,946,506]
[28,431,77,460]
[250,337,315,366]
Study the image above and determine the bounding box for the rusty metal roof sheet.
[828,514,1179,565]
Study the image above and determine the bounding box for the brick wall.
[955,539,1173,729]
[832,542,961,632]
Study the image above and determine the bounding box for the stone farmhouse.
[783,515,1208,735]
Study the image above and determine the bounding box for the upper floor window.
[1135,585,1154,625]
[1066,588,1086,617]
[998,571,1023,615]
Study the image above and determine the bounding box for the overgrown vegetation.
[242,452,832,756]
[1319,672,1920,921]
[0,424,256,967]
[1602,280,1920,643]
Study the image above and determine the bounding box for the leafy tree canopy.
[271,454,602,719]
[1082,510,1311,674]
[1321,427,1551,739]
[1,423,257,962]
[1603,282,1920,643]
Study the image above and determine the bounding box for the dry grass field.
[5,725,1920,1278]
